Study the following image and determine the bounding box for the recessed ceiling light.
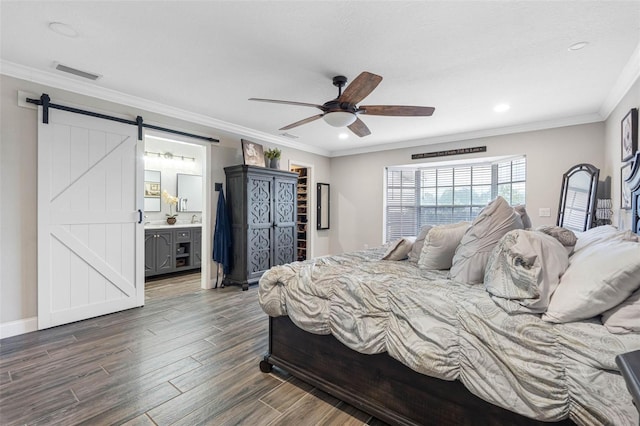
[338,133,349,140]
[568,41,588,51]
[49,22,78,38]
[494,103,510,113]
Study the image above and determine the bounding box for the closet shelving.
[292,167,308,261]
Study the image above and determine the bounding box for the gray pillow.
[382,237,416,261]
[449,196,524,284]
[418,222,470,270]
[408,225,433,262]
[514,204,532,229]
[535,225,577,254]
[485,230,569,313]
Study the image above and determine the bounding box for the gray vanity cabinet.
[145,229,174,276]
[224,165,297,290]
[144,226,202,278]
[192,228,202,268]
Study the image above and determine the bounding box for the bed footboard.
[261,316,574,426]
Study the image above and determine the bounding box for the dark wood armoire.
[223,165,298,290]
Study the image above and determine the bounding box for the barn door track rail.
[27,93,219,143]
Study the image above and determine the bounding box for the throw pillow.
[535,225,578,254]
[418,222,470,270]
[382,237,416,261]
[408,225,433,262]
[485,230,569,313]
[542,238,640,323]
[449,196,524,284]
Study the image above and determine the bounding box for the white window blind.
[385,157,526,241]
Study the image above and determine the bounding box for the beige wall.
[329,123,606,254]
[0,74,331,326]
[604,77,640,230]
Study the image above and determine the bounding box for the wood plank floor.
[0,273,388,425]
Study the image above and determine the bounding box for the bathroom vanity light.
[144,151,195,162]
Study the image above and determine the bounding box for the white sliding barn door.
[38,108,144,329]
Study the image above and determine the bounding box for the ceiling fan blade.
[249,98,326,111]
[347,117,371,137]
[359,105,435,116]
[279,114,324,130]
[338,72,383,104]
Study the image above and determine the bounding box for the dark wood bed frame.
[260,316,574,426]
[259,154,640,425]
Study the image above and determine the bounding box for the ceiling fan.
[249,71,435,137]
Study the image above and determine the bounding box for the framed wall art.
[621,108,638,162]
[241,139,266,167]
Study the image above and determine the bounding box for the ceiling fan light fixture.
[323,111,357,127]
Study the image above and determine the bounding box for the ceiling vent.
[54,62,102,81]
[280,132,299,139]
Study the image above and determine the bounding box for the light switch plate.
[539,208,551,217]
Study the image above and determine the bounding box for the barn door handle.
[137,209,143,224]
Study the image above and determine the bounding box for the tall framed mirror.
[176,174,203,212]
[557,163,599,232]
[144,170,161,212]
[317,183,330,230]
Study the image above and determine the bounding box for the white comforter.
[258,247,640,425]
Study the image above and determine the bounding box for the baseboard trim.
[0,317,38,339]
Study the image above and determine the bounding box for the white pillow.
[418,222,470,270]
[573,225,620,252]
[600,288,640,334]
[542,238,640,323]
[485,230,569,313]
[382,237,416,261]
[449,196,524,284]
[408,225,433,262]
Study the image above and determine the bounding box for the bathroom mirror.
[177,174,203,212]
[317,183,330,230]
[557,163,599,232]
[143,170,161,212]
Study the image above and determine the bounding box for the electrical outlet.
[539,208,551,217]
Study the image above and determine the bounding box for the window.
[385,157,526,241]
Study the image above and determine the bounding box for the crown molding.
[3,57,634,159]
[330,113,604,157]
[0,60,331,156]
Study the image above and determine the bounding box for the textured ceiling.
[2,1,639,156]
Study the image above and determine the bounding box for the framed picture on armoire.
[241,139,266,167]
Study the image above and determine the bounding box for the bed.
[257,196,640,425]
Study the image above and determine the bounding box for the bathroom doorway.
[143,133,208,292]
